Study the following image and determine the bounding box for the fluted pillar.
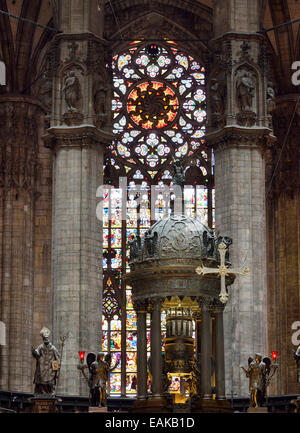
[200,299,212,399]
[150,298,163,398]
[44,0,113,395]
[208,0,275,397]
[45,126,108,395]
[135,301,148,400]
[0,96,44,392]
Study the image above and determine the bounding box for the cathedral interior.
[0,0,300,414]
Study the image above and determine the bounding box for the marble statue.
[93,74,108,116]
[62,70,81,112]
[267,84,276,114]
[210,77,225,114]
[236,70,256,111]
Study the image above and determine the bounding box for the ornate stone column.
[150,297,163,398]
[213,301,226,400]
[134,300,148,400]
[199,298,212,399]
[43,0,113,395]
[0,96,44,392]
[208,0,276,397]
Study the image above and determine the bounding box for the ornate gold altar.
[126,214,235,413]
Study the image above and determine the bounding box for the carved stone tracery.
[0,99,42,194]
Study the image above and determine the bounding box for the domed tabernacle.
[128,213,232,263]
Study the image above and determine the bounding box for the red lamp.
[271,351,278,361]
[78,351,86,362]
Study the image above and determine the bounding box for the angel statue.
[32,327,61,395]
[240,353,279,408]
[78,352,119,407]
[101,353,119,406]
[87,352,106,406]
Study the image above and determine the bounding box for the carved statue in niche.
[62,70,81,113]
[236,70,256,112]
[266,83,276,114]
[39,73,52,112]
[210,77,226,115]
[93,73,108,128]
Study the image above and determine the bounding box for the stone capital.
[208,30,274,131]
[197,297,213,312]
[149,297,164,311]
[206,125,276,155]
[133,300,148,313]
[43,124,113,151]
[211,299,225,314]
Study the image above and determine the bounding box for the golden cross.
[195,242,250,304]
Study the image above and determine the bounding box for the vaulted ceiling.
[0,1,299,95]
[0,0,55,93]
[263,0,300,93]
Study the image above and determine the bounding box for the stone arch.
[108,10,211,64]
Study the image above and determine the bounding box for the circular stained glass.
[127,81,178,129]
[110,41,207,180]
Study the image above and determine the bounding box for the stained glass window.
[110,41,207,182]
[101,40,214,397]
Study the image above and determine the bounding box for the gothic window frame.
[102,39,215,397]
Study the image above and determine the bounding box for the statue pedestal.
[130,397,169,413]
[63,111,84,126]
[247,407,268,413]
[89,406,108,413]
[30,396,61,413]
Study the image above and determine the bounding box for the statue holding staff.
[32,327,60,395]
